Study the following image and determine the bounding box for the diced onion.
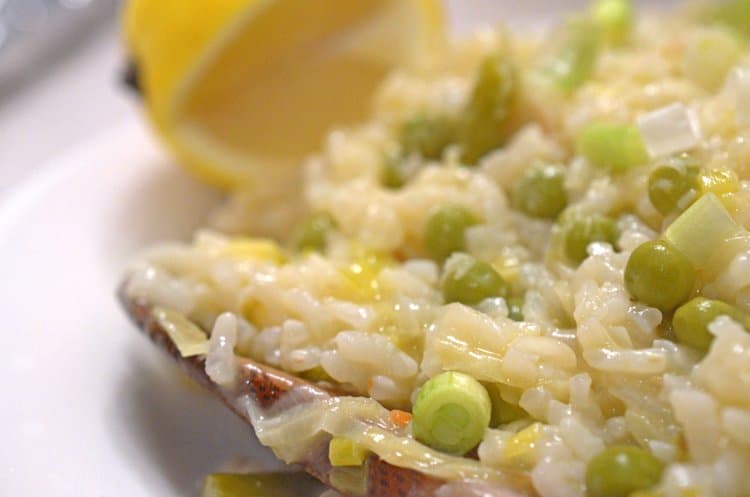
[153,306,209,357]
[664,193,743,268]
[636,103,701,158]
[682,27,742,91]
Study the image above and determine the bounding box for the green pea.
[459,55,517,164]
[293,213,337,253]
[648,160,700,216]
[563,215,619,264]
[401,115,456,160]
[515,165,568,219]
[673,297,748,352]
[624,240,694,311]
[585,445,664,497]
[424,205,479,261]
[382,154,409,189]
[442,255,509,305]
[507,297,524,322]
[412,371,491,455]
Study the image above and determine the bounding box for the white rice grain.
[206,313,238,385]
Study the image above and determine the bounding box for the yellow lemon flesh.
[124,0,445,189]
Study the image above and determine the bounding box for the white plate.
[0,2,681,495]
[0,119,256,497]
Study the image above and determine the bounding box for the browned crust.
[118,283,529,497]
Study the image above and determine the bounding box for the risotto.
[125,1,750,496]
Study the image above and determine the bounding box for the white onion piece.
[636,103,701,158]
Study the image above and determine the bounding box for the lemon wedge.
[124,0,445,189]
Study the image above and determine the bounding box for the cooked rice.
[127,6,750,497]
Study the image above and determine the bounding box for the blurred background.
[0,0,642,198]
[0,0,126,194]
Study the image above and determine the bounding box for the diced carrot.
[390,410,413,428]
